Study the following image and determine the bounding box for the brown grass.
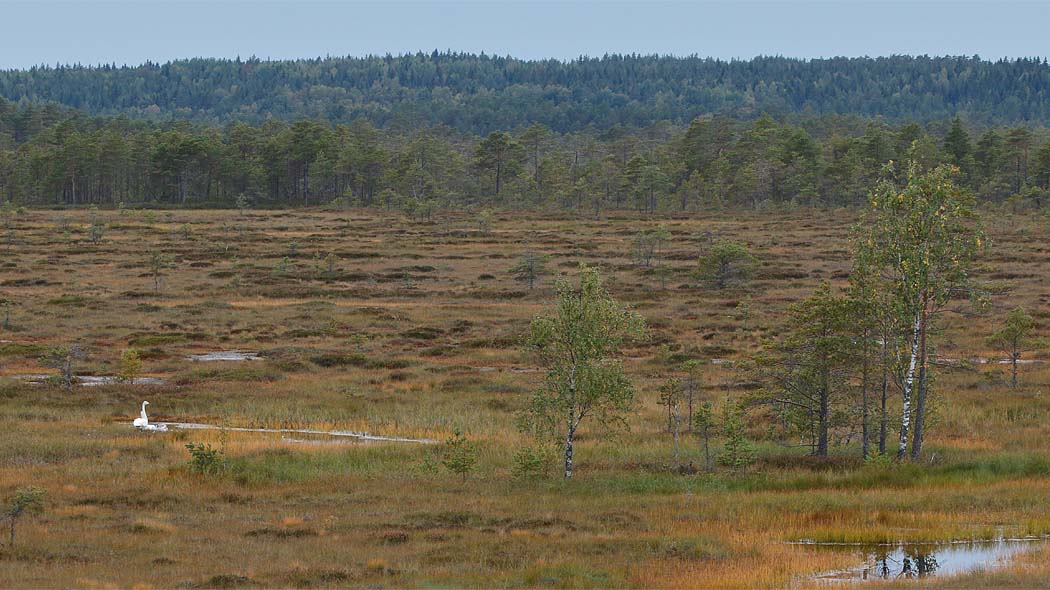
[0,206,1047,588]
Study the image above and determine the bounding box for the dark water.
[805,538,1045,582]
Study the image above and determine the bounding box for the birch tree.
[856,163,985,459]
[521,265,646,479]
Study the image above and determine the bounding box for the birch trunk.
[911,303,929,460]
[564,365,577,480]
[861,336,871,460]
[897,310,922,459]
[564,417,575,480]
[879,334,888,456]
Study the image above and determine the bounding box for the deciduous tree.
[521,266,646,479]
[857,163,985,459]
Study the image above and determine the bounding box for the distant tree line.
[4,54,1050,131]
[2,98,1049,210]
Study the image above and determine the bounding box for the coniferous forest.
[4,54,1050,129]
[3,57,1050,211]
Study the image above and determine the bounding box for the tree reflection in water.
[826,539,1043,583]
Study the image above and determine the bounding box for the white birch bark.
[897,310,922,458]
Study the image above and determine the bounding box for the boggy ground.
[0,207,1048,589]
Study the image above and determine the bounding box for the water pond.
[186,350,262,362]
[803,537,1046,583]
[14,374,166,386]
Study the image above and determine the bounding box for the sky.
[1,1,1049,70]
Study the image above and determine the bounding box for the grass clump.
[0,343,43,357]
[174,366,282,384]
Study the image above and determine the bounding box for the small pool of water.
[186,350,262,362]
[804,538,1046,582]
[14,374,166,386]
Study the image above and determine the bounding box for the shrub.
[631,226,671,267]
[720,402,756,471]
[508,251,551,289]
[118,348,143,383]
[512,445,554,479]
[442,429,479,481]
[696,240,757,289]
[4,486,45,548]
[186,443,223,476]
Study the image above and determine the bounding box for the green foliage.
[860,164,986,313]
[148,251,172,294]
[475,208,494,233]
[0,200,14,224]
[4,486,45,548]
[7,55,1050,131]
[988,306,1037,387]
[0,89,1048,213]
[234,193,250,213]
[0,297,12,331]
[734,296,753,331]
[631,226,671,267]
[696,240,757,289]
[415,453,440,475]
[752,281,855,456]
[521,265,646,478]
[693,401,715,471]
[659,377,684,459]
[40,343,86,390]
[186,443,223,476]
[273,256,291,276]
[988,306,1036,356]
[864,452,894,469]
[720,401,756,471]
[441,429,479,481]
[856,163,986,459]
[508,251,550,290]
[88,206,105,243]
[511,445,554,480]
[474,133,524,197]
[117,348,143,384]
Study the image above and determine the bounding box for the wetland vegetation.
[0,198,1047,588]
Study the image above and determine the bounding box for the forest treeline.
[3,54,1050,131]
[2,98,1049,210]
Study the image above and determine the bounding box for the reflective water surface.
[805,538,1046,582]
[186,350,262,362]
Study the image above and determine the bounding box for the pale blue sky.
[1,1,1048,69]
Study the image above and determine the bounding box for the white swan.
[133,400,168,431]
[133,401,149,428]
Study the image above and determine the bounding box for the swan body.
[133,401,149,428]
[133,401,168,431]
